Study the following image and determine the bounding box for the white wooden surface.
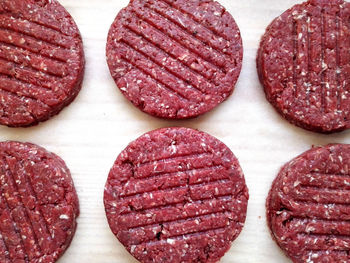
[1,0,349,262]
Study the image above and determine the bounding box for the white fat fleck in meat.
[306,252,314,263]
[171,145,177,154]
[178,54,188,61]
[114,68,125,76]
[293,180,300,187]
[59,214,69,220]
[214,187,219,195]
[305,226,315,233]
[177,17,186,27]
[167,238,175,245]
[322,61,328,70]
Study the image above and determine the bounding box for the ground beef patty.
[0,141,79,263]
[257,0,350,133]
[267,144,350,262]
[0,0,85,127]
[106,0,243,119]
[104,127,248,263]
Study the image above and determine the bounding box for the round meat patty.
[0,0,85,127]
[0,141,79,263]
[106,0,243,119]
[257,0,350,133]
[267,144,350,263]
[104,127,248,263]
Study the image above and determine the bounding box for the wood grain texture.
[0,0,349,262]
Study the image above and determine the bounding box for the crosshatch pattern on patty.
[267,144,350,263]
[0,0,85,127]
[107,0,243,119]
[258,0,350,133]
[104,127,249,263]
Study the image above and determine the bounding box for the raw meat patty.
[0,141,79,263]
[0,0,85,127]
[267,144,350,262]
[257,0,350,133]
[106,0,243,119]
[104,127,248,262]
